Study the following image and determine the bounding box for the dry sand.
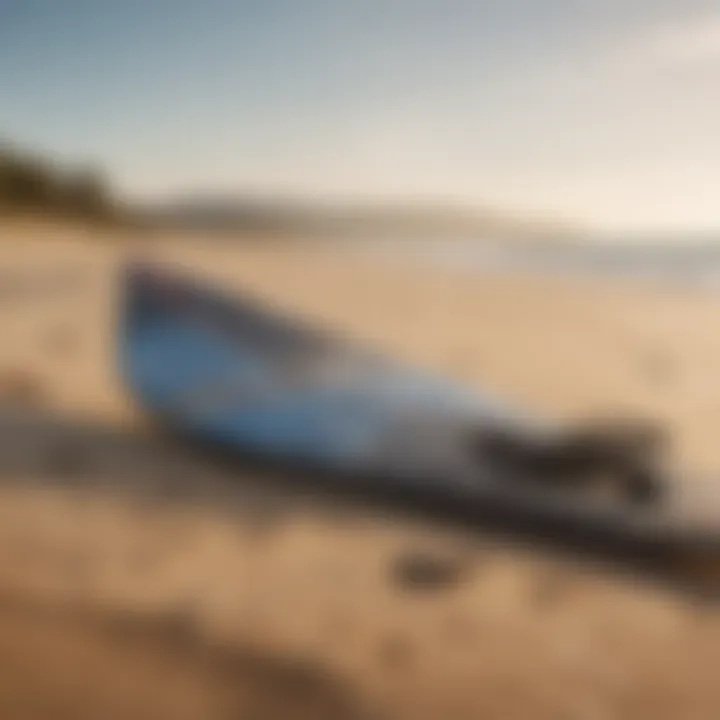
[0,222,719,719]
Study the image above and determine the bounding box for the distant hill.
[138,194,582,242]
[0,140,581,241]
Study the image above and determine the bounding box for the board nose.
[123,258,163,286]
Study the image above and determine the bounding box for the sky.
[2,0,720,233]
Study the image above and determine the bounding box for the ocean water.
[344,236,720,289]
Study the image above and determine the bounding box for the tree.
[0,141,116,221]
[59,166,113,219]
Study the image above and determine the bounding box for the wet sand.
[0,223,719,719]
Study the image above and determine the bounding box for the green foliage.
[0,143,115,220]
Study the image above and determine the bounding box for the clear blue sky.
[2,0,720,232]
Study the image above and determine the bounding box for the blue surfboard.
[119,261,720,571]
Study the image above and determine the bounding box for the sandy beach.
[0,222,719,719]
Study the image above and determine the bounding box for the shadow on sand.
[0,588,372,720]
[0,402,717,600]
